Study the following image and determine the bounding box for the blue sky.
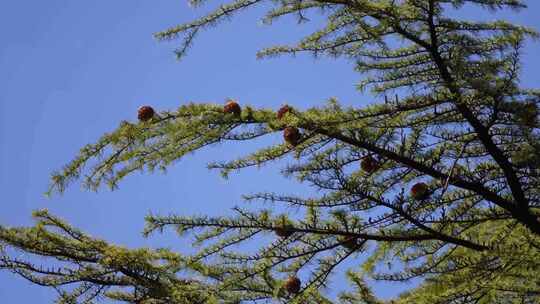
[1,1,540,302]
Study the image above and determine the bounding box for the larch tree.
[1,0,540,303]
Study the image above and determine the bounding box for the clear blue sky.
[1,1,539,302]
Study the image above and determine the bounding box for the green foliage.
[2,0,540,303]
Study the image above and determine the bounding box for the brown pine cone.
[224,100,241,116]
[283,127,301,146]
[138,106,155,122]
